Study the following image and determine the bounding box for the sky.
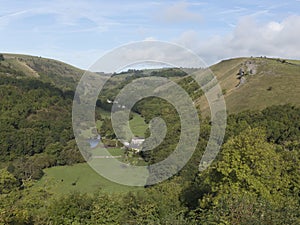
[1,0,300,69]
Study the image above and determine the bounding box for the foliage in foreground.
[1,123,299,224]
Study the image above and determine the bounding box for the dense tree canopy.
[0,76,85,181]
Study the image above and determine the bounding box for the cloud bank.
[175,15,300,64]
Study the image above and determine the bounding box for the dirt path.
[17,60,40,77]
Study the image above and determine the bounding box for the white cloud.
[175,15,300,64]
[174,30,199,45]
[0,10,29,28]
[0,1,110,32]
[87,41,206,72]
[157,1,202,23]
[217,7,247,15]
[144,37,157,41]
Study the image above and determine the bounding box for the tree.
[91,193,122,224]
[100,118,116,139]
[0,169,19,194]
[146,177,188,224]
[201,128,287,203]
[120,192,160,224]
[47,192,93,224]
[189,128,299,224]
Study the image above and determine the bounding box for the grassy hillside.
[1,53,299,113]
[1,53,84,90]
[197,57,300,115]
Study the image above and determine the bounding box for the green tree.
[100,118,116,139]
[91,193,123,224]
[0,169,19,194]
[47,192,93,224]
[189,128,299,224]
[120,192,160,224]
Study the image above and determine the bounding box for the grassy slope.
[1,57,39,77]
[129,113,148,137]
[36,163,141,195]
[36,142,147,195]
[2,53,84,90]
[197,57,300,115]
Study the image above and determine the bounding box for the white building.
[128,137,145,152]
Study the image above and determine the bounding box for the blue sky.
[1,0,300,69]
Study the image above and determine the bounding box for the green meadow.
[35,162,143,195]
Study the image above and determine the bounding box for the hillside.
[0,53,84,90]
[1,53,300,115]
[197,57,300,115]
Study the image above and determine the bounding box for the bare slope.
[198,57,300,115]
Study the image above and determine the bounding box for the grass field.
[106,147,124,156]
[35,162,143,195]
[287,59,300,65]
[98,108,148,138]
[35,144,147,195]
[129,113,148,137]
[50,111,148,196]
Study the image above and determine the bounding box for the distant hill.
[1,53,299,115]
[196,57,300,115]
[0,53,84,90]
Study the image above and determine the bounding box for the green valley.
[0,53,299,224]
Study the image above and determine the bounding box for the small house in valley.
[124,137,145,152]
